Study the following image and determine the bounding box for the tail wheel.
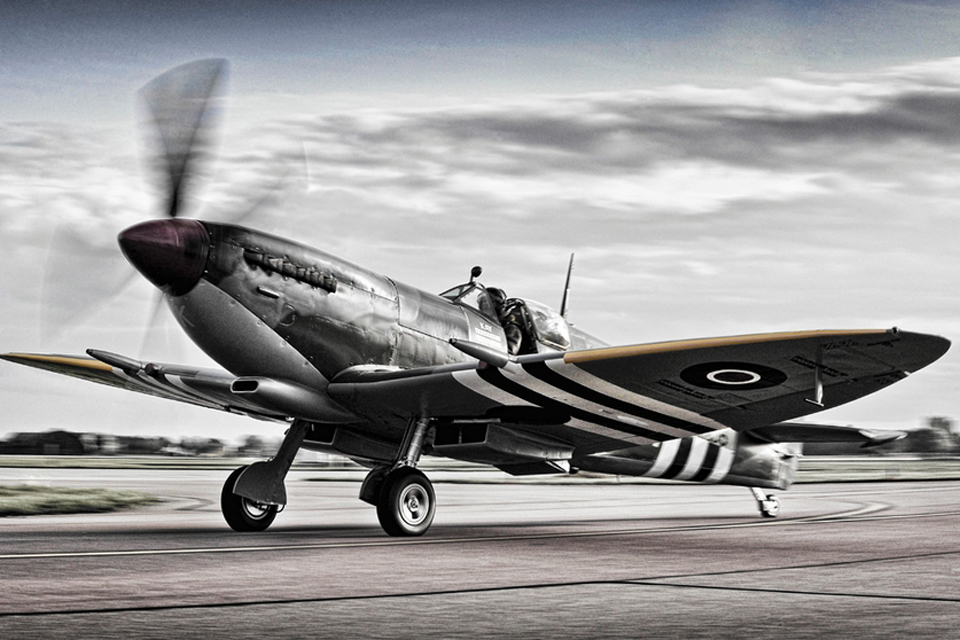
[221,466,279,532]
[760,495,781,518]
[376,467,436,537]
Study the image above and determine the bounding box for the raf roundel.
[680,361,788,391]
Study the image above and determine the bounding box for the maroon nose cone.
[118,219,209,295]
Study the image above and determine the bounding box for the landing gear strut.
[363,417,436,537]
[750,487,781,518]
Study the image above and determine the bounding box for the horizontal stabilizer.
[746,422,907,448]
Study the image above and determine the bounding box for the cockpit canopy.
[519,299,571,351]
[439,281,571,353]
[439,282,499,321]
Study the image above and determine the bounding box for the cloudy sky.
[2,1,960,443]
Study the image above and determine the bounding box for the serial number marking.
[657,379,713,400]
[790,355,847,378]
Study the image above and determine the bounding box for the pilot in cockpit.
[478,288,498,319]
[487,287,523,355]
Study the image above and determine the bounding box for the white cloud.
[4,55,960,434]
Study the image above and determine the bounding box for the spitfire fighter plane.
[1,60,950,536]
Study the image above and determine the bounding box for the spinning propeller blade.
[140,58,228,219]
[40,60,228,347]
[40,223,139,342]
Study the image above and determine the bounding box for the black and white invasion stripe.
[452,358,728,446]
[638,434,736,483]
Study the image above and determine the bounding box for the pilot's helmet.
[487,287,506,307]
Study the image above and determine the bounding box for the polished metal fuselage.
[164,222,792,488]
[171,223,475,381]
[169,222,600,386]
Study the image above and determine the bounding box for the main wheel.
[376,467,436,537]
[221,466,279,532]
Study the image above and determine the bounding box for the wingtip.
[0,352,113,371]
[895,331,952,368]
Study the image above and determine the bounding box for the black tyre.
[376,467,436,537]
[220,466,279,532]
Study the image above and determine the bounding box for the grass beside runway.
[0,485,158,517]
[0,455,249,470]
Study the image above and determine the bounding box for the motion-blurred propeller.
[41,59,229,352]
[140,58,228,220]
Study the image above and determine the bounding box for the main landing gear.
[750,487,781,518]
[219,417,438,536]
[375,467,436,536]
[360,417,437,537]
[221,465,279,531]
[221,420,308,532]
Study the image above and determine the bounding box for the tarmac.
[1,467,958,639]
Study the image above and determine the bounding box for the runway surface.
[1,467,959,639]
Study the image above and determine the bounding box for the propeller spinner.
[113,58,226,347]
[118,219,209,296]
[120,58,224,296]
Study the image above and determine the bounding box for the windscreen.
[439,283,498,320]
[522,299,571,351]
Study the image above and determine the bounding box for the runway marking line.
[623,580,960,604]
[0,499,941,562]
[631,547,960,583]
[2,548,959,619]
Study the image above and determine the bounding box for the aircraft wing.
[0,351,354,424]
[328,329,949,453]
[3,329,948,455]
